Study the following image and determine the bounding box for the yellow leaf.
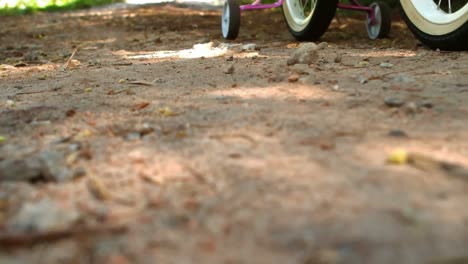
[357,61,370,67]
[87,176,112,201]
[158,107,176,117]
[69,59,81,68]
[66,152,79,165]
[140,173,163,184]
[387,148,409,165]
[75,129,93,140]
[0,136,6,143]
[176,131,187,138]
[84,87,93,92]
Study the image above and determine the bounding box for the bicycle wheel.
[400,0,468,50]
[282,0,338,40]
[221,0,241,40]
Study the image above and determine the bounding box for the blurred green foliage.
[0,0,120,15]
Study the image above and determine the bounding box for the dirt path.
[1,4,468,264]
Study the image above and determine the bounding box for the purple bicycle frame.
[239,0,377,24]
[239,0,284,11]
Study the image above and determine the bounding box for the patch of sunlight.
[65,9,114,17]
[353,50,417,58]
[210,86,335,101]
[125,43,232,60]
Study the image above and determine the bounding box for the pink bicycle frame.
[240,0,377,25]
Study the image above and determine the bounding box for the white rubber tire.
[400,0,468,50]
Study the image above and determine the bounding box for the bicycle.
[221,0,468,50]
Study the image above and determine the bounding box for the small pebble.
[126,132,141,141]
[242,43,257,51]
[405,102,418,114]
[5,100,15,107]
[288,74,299,83]
[358,76,368,84]
[334,55,342,63]
[380,62,394,68]
[388,129,408,138]
[223,64,235,74]
[384,97,405,107]
[419,101,433,108]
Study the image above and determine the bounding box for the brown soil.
[1,3,468,264]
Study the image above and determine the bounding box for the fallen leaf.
[68,59,81,68]
[0,136,6,143]
[66,152,79,165]
[75,129,93,140]
[132,102,150,111]
[387,148,409,164]
[158,107,177,117]
[87,176,111,201]
[357,61,370,67]
[175,131,187,138]
[84,87,92,92]
[65,109,76,117]
[140,173,162,184]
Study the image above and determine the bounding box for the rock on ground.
[7,198,81,233]
[287,42,327,66]
[0,150,73,183]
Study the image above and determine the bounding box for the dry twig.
[63,47,78,70]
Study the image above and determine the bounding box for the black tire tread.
[282,0,338,41]
[224,0,240,40]
[400,4,468,51]
[375,1,391,38]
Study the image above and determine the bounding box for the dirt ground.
[0,3,468,264]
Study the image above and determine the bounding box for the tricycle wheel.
[366,1,391,40]
[222,0,241,40]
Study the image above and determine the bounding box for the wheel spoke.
[434,0,468,14]
[302,0,310,15]
[311,0,317,9]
